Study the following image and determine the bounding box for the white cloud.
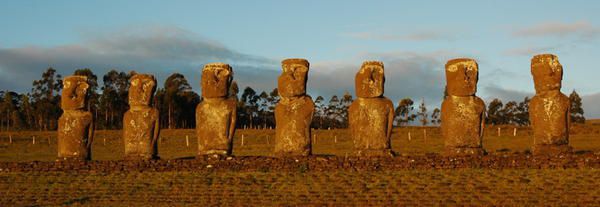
[308,50,455,107]
[512,21,600,39]
[503,45,557,56]
[582,92,600,119]
[6,24,590,119]
[0,25,460,107]
[481,85,533,103]
[0,25,278,93]
[481,85,600,119]
[345,30,456,41]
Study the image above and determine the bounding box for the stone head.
[445,58,479,96]
[129,74,157,107]
[201,63,233,98]
[278,58,310,97]
[61,75,89,110]
[355,61,385,98]
[531,54,563,93]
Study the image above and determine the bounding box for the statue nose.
[290,70,299,80]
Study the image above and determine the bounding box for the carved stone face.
[202,63,232,98]
[445,58,479,96]
[61,75,89,110]
[129,74,156,107]
[531,54,562,93]
[278,58,309,97]
[356,61,385,98]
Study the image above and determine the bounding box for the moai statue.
[529,54,572,155]
[196,63,237,156]
[123,74,160,160]
[57,75,94,160]
[441,58,486,156]
[274,58,315,156]
[348,61,395,156]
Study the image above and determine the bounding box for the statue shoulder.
[225,98,238,107]
[80,111,93,123]
[303,95,315,106]
[83,111,93,119]
[381,96,395,109]
[558,93,570,103]
[196,101,206,109]
[348,98,360,110]
[304,94,313,101]
[150,108,160,117]
[530,95,542,104]
[473,96,485,107]
[123,110,132,117]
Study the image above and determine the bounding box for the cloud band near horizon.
[1,25,599,118]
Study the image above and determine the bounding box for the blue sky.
[1,0,600,117]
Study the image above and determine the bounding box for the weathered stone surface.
[529,54,572,155]
[57,75,94,160]
[123,74,160,160]
[278,58,310,97]
[349,61,395,156]
[441,58,485,156]
[196,63,237,156]
[274,58,315,156]
[3,153,600,173]
[355,61,385,98]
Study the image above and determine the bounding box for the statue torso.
[274,96,315,155]
[530,91,570,145]
[58,110,93,159]
[349,97,394,149]
[196,98,237,154]
[441,96,485,148]
[123,107,159,157]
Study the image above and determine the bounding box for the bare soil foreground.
[2,169,600,206]
[1,125,600,205]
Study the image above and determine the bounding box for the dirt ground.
[1,125,600,206]
[1,169,599,206]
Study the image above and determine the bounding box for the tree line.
[0,68,586,131]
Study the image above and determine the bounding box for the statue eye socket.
[374,68,383,74]
[295,66,307,73]
[76,85,87,94]
[219,70,230,76]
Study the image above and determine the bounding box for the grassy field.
[1,125,600,205]
[0,124,600,161]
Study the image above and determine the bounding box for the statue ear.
[358,67,367,74]
[149,79,157,88]
[78,82,90,92]
[145,80,156,92]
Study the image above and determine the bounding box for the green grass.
[1,125,599,206]
[0,125,599,161]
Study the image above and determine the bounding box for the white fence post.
[241,134,245,146]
